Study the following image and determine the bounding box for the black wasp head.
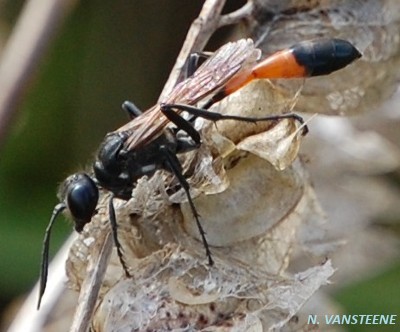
[59,173,100,232]
[38,172,98,309]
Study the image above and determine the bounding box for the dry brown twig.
[0,0,78,149]
[160,0,253,100]
[70,232,113,332]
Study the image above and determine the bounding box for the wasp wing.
[116,39,260,150]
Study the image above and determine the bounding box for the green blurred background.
[0,1,399,331]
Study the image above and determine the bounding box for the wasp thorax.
[93,133,134,200]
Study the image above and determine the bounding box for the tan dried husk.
[65,69,336,331]
[66,2,400,330]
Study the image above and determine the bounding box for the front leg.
[159,145,214,266]
[108,194,131,277]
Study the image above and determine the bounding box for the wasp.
[38,38,361,308]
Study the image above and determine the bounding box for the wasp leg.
[108,194,131,277]
[164,103,309,136]
[159,145,214,266]
[186,51,213,78]
[122,100,142,119]
[175,133,200,154]
[161,104,202,147]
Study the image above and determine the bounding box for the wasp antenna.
[37,203,66,310]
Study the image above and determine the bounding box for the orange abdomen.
[222,38,361,96]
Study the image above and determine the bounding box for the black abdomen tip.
[292,38,362,77]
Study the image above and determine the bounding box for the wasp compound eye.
[66,173,99,232]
